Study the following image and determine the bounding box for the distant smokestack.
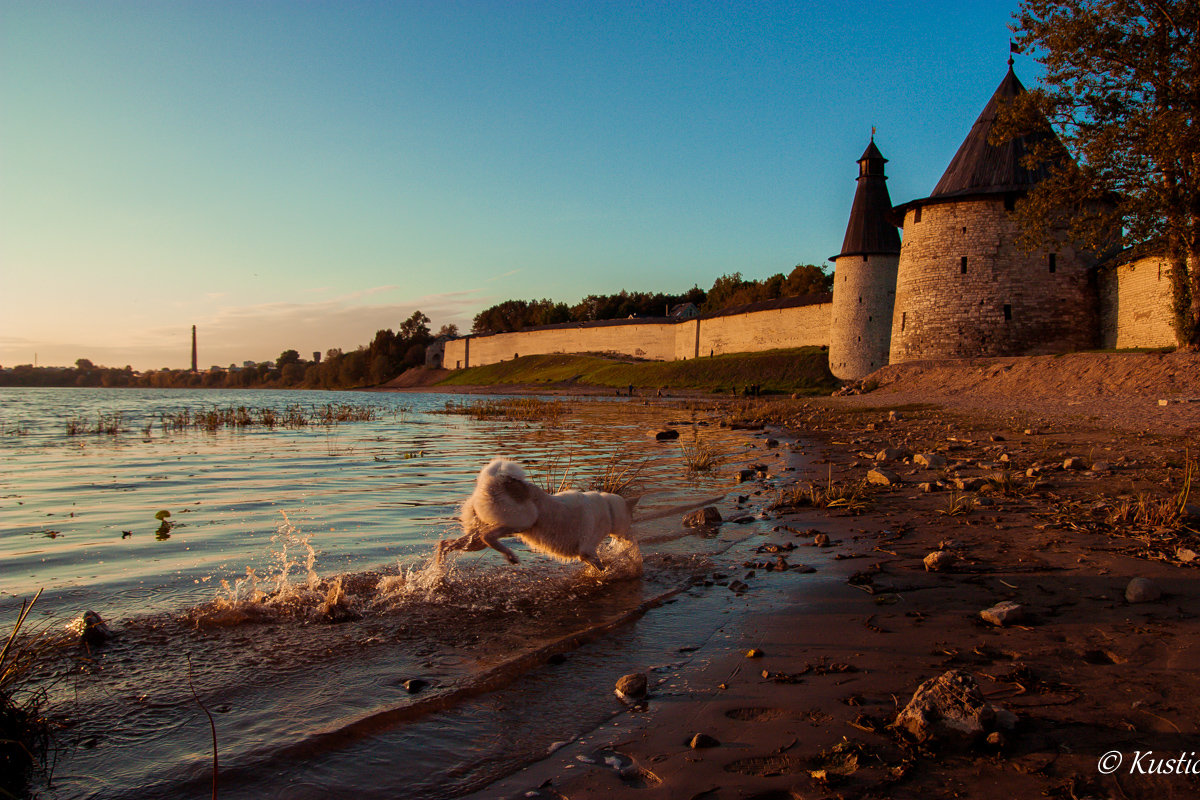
[191,326,197,372]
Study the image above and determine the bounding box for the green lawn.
[436,347,837,395]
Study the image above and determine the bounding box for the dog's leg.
[480,526,520,565]
[436,532,488,564]
[580,552,605,571]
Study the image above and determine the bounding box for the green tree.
[276,349,301,370]
[1003,0,1200,345]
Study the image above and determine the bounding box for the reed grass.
[585,455,646,496]
[1,590,65,799]
[1105,455,1196,530]
[64,403,384,439]
[938,491,974,517]
[773,466,872,513]
[437,397,569,424]
[65,412,123,436]
[678,435,724,473]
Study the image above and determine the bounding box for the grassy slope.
[435,347,837,394]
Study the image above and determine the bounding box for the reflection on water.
[0,387,793,799]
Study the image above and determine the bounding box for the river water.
[0,387,812,799]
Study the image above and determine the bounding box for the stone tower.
[888,65,1099,364]
[829,138,902,380]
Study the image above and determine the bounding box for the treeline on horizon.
[3,265,833,390]
[0,311,448,390]
[470,265,832,333]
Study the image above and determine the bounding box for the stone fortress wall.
[1100,254,1177,349]
[439,295,832,370]
[432,252,1173,373]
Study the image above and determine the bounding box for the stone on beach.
[688,733,720,749]
[682,506,722,528]
[614,673,648,702]
[914,452,947,468]
[923,550,957,572]
[868,467,901,486]
[1125,577,1162,603]
[876,447,907,462]
[980,600,1026,626]
[652,428,680,440]
[894,670,1003,744]
[81,610,111,646]
[1063,456,1087,470]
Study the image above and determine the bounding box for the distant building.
[669,302,700,320]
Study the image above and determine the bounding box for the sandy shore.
[428,357,1200,800]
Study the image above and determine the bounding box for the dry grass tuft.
[679,435,725,474]
[773,467,872,513]
[2,590,66,798]
[439,397,569,425]
[585,455,646,496]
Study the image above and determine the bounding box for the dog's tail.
[633,495,726,523]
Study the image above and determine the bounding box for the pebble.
[980,600,1026,626]
[682,506,723,528]
[615,673,648,702]
[1125,577,1162,603]
[652,429,680,441]
[1063,457,1087,470]
[923,550,957,572]
[688,733,720,749]
[915,453,947,468]
[868,467,901,486]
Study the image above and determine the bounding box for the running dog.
[436,458,639,571]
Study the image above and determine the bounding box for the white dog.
[436,458,639,571]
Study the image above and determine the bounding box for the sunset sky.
[1,0,1032,371]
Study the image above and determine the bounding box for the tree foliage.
[700,265,832,312]
[1001,0,1200,345]
[468,266,830,333]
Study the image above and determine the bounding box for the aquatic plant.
[678,434,724,473]
[586,455,645,497]
[436,398,569,424]
[1,590,63,798]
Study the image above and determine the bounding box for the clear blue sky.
[1,0,1033,370]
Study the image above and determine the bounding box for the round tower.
[829,138,902,380]
[889,65,1099,364]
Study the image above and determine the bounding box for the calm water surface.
[0,387,808,799]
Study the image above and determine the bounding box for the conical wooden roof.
[928,65,1063,200]
[835,139,901,259]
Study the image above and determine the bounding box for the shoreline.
[459,385,1200,799]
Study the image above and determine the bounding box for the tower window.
[901,311,907,331]
[1004,195,1016,211]
[1049,253,1057,273]
[960,257,968,274]
[1003,304,1012,321]
[914,206,922,223]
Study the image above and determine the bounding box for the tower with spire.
[828,135,902,380]
[886,64,1099,364]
